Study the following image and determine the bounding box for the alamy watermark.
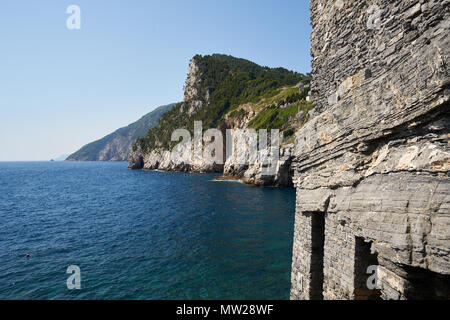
[366,265,381,290]
[66,5,81,30]
[67,265,81,290]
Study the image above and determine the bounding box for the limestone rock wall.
[128,143,222,173]
[291,0,449,300]
[129,128,296,185]
[224,141,294,187]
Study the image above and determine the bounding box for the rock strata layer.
[291,0,449,300]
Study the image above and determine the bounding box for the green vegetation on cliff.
[134,54,312,153]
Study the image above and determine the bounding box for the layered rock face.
[291,0,449,300]
[221,111,295,186]
[128,144,222,173]
[223,141,294,187]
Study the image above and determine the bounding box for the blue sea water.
[0,162,295,300]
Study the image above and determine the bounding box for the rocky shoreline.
[128,142,295,187]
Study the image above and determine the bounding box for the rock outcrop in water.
[129,54,313,186]
[291,0,449,300]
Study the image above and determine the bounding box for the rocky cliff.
[129,54,313,186]
[67,104,176,161]
[291,0,449,300]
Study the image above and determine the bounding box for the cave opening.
[310,212,325,300]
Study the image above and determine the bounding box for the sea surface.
[0,162,295,300]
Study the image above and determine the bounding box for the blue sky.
[0,0,312,161]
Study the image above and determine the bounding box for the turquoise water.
[0,162,295,299]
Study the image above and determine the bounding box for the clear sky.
[0,0,312,161]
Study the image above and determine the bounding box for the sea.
[0,161,295,299]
